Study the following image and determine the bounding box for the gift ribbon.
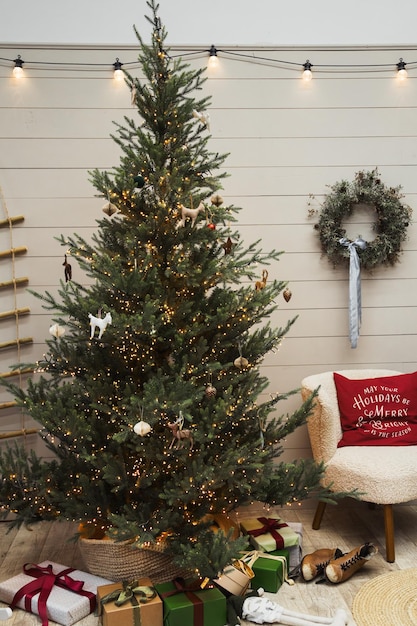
[247,517,288,550]
[10,563,96,626]
[100,582,156,626]
[339,237,367,349]
[241,550,294,586]
[160,577,208,626]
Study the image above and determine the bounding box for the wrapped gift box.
[251,549,290,593]
[97,577,163,626]
[241,518,302,569]
[0,561,112,626]
[270,523,303,570]
[155,578,226,626]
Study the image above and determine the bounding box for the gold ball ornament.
[205,384,217,398]
[133,420,152,436]
[283,288,292,302]
[234,356,249,369]
[211,193,224,207]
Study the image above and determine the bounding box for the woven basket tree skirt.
[79,538,190,583]
[352,568,417,626]
[79,513,238,582]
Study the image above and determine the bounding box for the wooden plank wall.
[0,44,416,462]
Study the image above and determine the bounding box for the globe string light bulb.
[396,58,408,80]
[13,55,24,78]
[113,58,124,81]
[208,45,219,69]
[302,60,313,81]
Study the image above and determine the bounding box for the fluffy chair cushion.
[334,371,417,447]
[324,445,417,504]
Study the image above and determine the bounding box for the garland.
[315,169,412,270]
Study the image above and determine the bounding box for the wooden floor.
[0,498,416,625]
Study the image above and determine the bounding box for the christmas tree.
[0,0,326,578]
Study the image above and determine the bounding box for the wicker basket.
[79,538,190,582]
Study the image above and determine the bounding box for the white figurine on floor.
[0,608,12,620]
[226,589,348,626]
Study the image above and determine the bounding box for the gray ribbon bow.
[339,237,367,349]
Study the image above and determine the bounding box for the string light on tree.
[0,0,330,581]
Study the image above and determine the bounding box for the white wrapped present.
[0,561,112,626]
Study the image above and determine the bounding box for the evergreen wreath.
[315,169,412,270]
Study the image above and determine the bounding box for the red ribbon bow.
[10,563,96,626]
[160,577,209,626]
[247,517,288,549]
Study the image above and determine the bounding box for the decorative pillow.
[334,371,417,447]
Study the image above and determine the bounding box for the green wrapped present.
[251,550,290,593]
[155,578,226,626]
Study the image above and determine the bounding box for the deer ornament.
[167,413,193,450]
[88,311,112,340]
[176,200,205,229]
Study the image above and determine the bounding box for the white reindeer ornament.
[88,311,112,340]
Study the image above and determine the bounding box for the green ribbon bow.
[100,581,156,626]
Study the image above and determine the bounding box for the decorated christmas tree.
[0,0,327,578]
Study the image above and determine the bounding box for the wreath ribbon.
[339,237,367,349]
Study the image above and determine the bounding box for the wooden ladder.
[0,189,37,438]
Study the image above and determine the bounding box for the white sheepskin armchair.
[301,369,417,563]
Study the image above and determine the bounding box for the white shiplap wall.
[0,44,417,460]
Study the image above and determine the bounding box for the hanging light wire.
[1,48,417,76]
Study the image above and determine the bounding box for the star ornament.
[222,237,236,255]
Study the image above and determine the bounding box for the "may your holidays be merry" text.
[353,383,411,438]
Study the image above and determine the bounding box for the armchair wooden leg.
[312,500,327,530]
[383,504,395,563]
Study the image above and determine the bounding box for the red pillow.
[334,372,417,447]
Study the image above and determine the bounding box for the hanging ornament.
[88,311,112,340]
[255,269,268,291]
[176,199,204,229]
[211,193,223,207]
[206,208,216,230]
[192,109,210,131]
[205,384,217,397]
[49,323,65,339]
[62,254,72,282]
[167,412,194,450]
[234,341,249,369]
[205,374,217,398]
[134,174,145,189]
[234,355,249,369]
[134,420,152,436]
[222,237,235,255]
[283,287,292,302]
[102,201,117,216]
